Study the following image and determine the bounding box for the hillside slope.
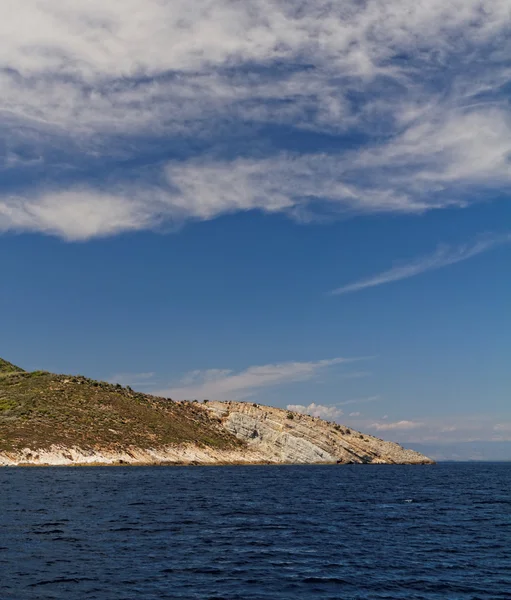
[0,369,243,465]
[0,358,24,374]
[0,360,433,466]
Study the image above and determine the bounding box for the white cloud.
[285,395,378,420]
[178,369,234,386]
[364,415,511,443]
[371,420,425,431]
[440,426,458,433]
[2,0,509,128]
[494,423,511,433]
[164,154,443,220]
[326,413,511,443]
[331,233,511,295]
[158,357,353,400]
[287,403,343,420]
[0,189,162,241]
[1,1,511,239]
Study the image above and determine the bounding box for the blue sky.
[1,0,510,445]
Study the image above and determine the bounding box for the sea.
[1,463,510,600]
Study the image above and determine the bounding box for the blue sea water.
[1,463,510,600]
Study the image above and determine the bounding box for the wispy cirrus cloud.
[108,372,156,388]
[3,0,508,133]
[158,357,359,400]
[331,233,511,295]
[338,395,380,407]
[371,420,425,431]
[1,1,511,239]
[342,414,511,444]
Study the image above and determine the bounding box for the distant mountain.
[405,441,511,462]
[0,358,433,466]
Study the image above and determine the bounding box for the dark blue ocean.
[1,463,510,600]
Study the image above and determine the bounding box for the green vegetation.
[287,412,294,419]
[0,358,244,453]
[0,358,25,375]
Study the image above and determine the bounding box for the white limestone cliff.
[205,401,433,465]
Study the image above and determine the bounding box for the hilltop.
[0,358,24,374]
[0,359,433,466]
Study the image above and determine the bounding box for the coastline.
[0,443,435,467]
[0,369,435,467]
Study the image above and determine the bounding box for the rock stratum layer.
[0,359,433,466]
[205,402,432,465]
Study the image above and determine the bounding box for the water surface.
[1,463,510,599]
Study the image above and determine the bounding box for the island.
[0,358,433,466]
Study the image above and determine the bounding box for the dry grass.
[0,367,243,453]
[0,358,25,374]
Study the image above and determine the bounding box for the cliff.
[0,359,433,466]
[205,401,432,465]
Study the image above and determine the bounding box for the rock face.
[0,444,273,467]
[205,401,433,465]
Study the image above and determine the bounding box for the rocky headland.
[0,358,433,466]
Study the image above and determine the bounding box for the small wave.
[303,577,350,584]
[32,529,65,535]
[28,577,94,588]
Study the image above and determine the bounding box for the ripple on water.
[0,463,510,600]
